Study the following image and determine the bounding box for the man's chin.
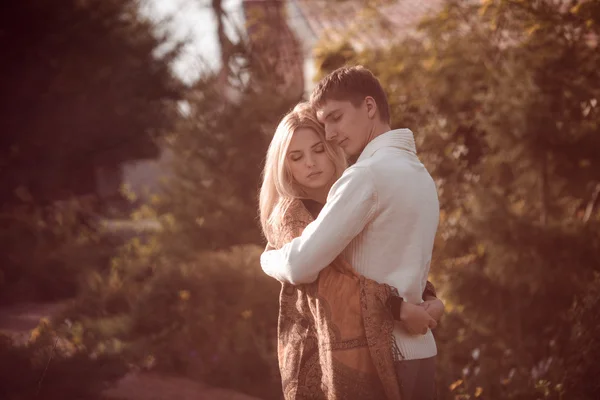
[344,148,361,165]
[343,146,359,158]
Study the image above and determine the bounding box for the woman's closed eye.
[314,144,325,153]
[290,153,303,162]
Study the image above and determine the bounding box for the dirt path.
[103,373,262,400]
[0,301,262,400]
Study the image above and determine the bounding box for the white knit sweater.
[261,129,440,360]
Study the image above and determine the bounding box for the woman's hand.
[400,302,437,335]
[420,298,445,324]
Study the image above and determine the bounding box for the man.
[261,66,440,399]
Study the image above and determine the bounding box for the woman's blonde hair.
[259,102,347,243]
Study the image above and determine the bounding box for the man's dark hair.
[310,65,391,124]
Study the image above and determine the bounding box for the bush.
[0,198,117,305]
[0,325,126,400]
[563,272,600,399]
[61,242,282,399]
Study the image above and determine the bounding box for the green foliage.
[62,241,281,399]
[0,199,116,305]
[158,74,299,251]
[316,0,600,398]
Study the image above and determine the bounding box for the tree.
[316,0,600,398]
[0,0,183,205]
[0,0,183,303]
[153,0,303,251]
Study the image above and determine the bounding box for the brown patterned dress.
[266,199,405,400]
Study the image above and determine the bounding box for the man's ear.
[365,96,377,119]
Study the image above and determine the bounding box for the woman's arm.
[261,200,313,282]
[389,296,437,335]
[388,280,444,334]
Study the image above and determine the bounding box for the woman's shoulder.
[267,199,314,248]
[281,198,314,225]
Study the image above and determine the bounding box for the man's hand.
[420,298,445,324]
[400,301,437,335]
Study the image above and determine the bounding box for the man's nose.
[325,126,337,141]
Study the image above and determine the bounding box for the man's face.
[316,98,373,157]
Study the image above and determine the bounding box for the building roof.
[290,0,446,50]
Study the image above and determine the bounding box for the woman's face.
[287,127,336,192]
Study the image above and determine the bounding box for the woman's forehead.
[288,128,321,150]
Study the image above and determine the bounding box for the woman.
[259,103,443,399]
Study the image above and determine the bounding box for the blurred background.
[0,0,599,399]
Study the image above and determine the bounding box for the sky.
[143,0,243,84]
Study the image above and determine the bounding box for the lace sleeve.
[268,200,314,249]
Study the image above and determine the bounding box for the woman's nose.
[305,155,316,167]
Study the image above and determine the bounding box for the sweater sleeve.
[422,280,437,299]
[260,166,377,284]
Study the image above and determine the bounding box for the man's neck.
[368,123,392,142]
[358,122,392,158]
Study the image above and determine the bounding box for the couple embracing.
[259,66,444,400]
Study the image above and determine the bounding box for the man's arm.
[422,280,437,300]
[261,167,377,284]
